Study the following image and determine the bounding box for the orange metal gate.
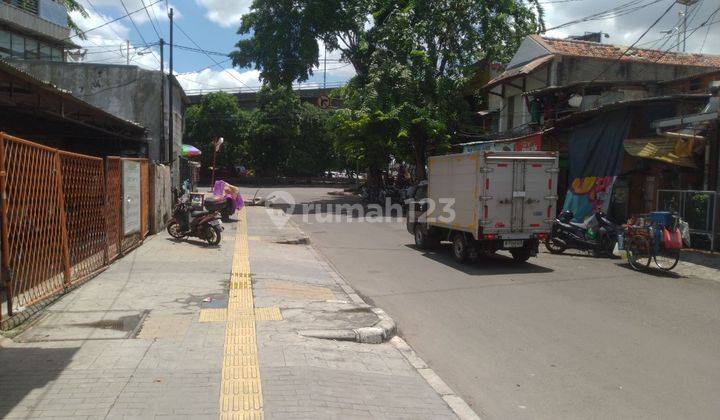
[0,133,152,324]
[106,158,122,262]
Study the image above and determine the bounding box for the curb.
[298,307,397,344]
[391,336,482,420]
[286,216,481,420]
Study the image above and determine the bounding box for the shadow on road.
[616,262,684,279]
[407,244,554,275]
[164,238,222,248]
[0,346,78,418]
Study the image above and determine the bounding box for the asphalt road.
[240,186,720,420]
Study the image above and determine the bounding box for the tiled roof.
[533,35,720,68]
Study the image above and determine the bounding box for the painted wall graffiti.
[564,176,616,220]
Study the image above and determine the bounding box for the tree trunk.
[414,137,428,181]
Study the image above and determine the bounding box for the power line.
[589,0,677,83]
[118,0,160,67]
[173,21,256,91]
[545,0,667,32]
[139,0,162,40]
[84,0,124,41]
[64,0,164,41]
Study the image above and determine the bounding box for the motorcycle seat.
[570,222,587,229]
[192,211,211,218]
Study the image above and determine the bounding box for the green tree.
[245,85,302,176]
[232,0,541,180]
[184,92,249,172]
[62,0,89,39]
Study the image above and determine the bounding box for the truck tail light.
[483,205,488,219]
[548,179,552,190]
[537,233,547,240]
[530,223,540,228]
[485,179,490,190]
[547,206,552,218]
[532,164,542,168]
[484,234,496,240]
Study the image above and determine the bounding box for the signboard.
[122,160,141,235]
[317,95,331,109]
[462,133,542,153]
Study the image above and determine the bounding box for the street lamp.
[211,137,224,187]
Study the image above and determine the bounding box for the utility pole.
[323,45,327,89]
[160,38,165,163]
[168,8,174,174]
[126,40,130,65]
[676,0,698,52]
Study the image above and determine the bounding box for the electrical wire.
[139,0,162,40]
[544,0,667,32]
[64,0,164,41]
[173,21,256,91]
[588,0,676,83]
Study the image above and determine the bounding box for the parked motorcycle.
[545,210,620,257]
[167,191,224,245]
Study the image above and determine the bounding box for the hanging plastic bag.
[662,228,683,250]
[678,218,691,247]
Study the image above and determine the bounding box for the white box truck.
[407,151,559,263]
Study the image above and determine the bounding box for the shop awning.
[483,55,554,91]
[624,138,697,168]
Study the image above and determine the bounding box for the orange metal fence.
[0,133,152,324]
[106,158,122,262]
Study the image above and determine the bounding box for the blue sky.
[72,0,720,93]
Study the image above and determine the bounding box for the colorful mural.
[562,110,632,222]
[564,176,616,219]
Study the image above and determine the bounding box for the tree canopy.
[229,0,543,181]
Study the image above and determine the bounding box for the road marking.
[219,210,263,420]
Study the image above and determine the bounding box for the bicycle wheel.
[627,236,652,271]
[654,248,680,271]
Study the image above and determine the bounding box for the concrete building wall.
[8,61,185,179]
[496,58,718,132]
[0,1,69,42]
[506,37,551,69]
[557,57,713,85]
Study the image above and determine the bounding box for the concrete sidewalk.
[0,207,468,419]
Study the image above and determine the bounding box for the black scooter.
[545,210,619,257]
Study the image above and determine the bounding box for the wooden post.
[0,133,11,319]
[54,152,72,286]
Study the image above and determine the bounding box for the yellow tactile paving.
[219,210,264,420]
[200,307,283,323]
[199,308,227,323]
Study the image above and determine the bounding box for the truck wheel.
[452,234,469,263]
[414,225,439,250]
[511,249,531,262]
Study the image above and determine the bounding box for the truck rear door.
[483,157,515,232]
[522,157,558,233]
[483,154,557,234]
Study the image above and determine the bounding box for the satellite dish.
[568,94,583,108]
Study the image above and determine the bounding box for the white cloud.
[194,0,251,28]
[84,0,180,26]
[69,7,162,70]
[543,0,720,55]
[176,68,262,93]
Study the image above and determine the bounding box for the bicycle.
[622,213,682,272]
